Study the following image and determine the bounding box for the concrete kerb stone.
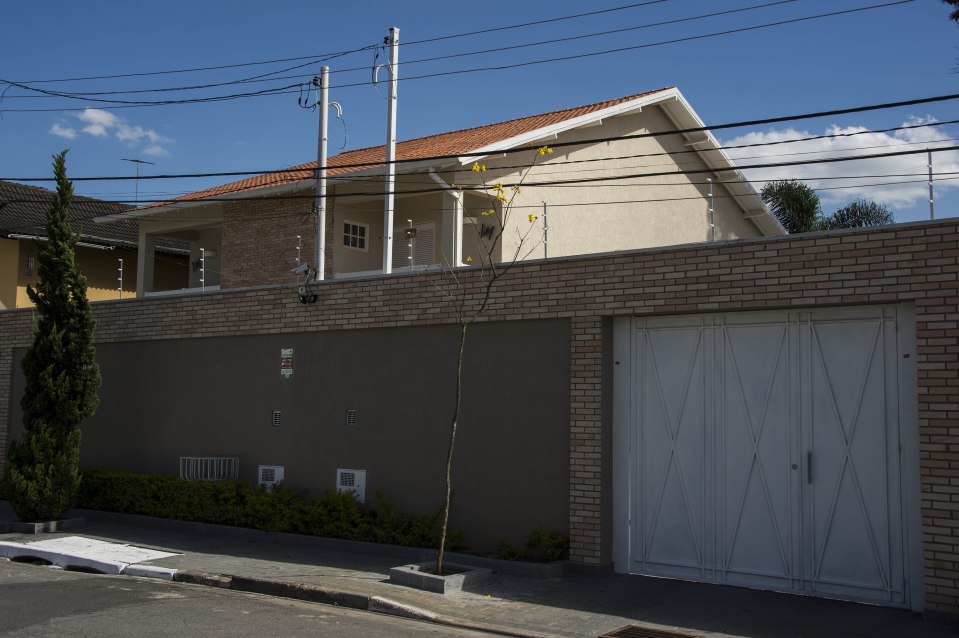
[121,564,179,580]
[172,571,545,638]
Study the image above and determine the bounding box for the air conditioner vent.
[258,465,284,490]
[271,410,282,427]
[345,409,357,425]
[336,468,366,503]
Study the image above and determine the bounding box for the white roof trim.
[457,87,677,165]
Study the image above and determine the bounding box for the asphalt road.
[0,560,493,637]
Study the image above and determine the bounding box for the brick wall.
[1,219,957,612]
[220,187,336,288]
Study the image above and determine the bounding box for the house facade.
[0,180,188,308]
[95,88,784,296]
[0,218,957,621]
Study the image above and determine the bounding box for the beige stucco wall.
[446,104,768,262]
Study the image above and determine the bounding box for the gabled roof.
[0,180,184,252]
[95,87,782,236]
[110,88,673,211]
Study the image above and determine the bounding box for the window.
[343,221,368,251]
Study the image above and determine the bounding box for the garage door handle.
[807,451,813,484]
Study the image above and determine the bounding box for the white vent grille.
[336,468,366,503]
[345,409,357,425]
[179,457,239,481]
[271,410,282,426]
[258,465,285,490]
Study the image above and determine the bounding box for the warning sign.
[280,348,294,378]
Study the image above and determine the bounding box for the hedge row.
[75,468,466,550]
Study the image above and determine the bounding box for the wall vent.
[336,468,366,503]
[345,409,357,425]
[271,410,282,427]
[258,465,285,490]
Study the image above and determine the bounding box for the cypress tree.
[3,151,101,521]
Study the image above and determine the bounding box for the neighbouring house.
[94,87,784,296]
[0,180,189,309]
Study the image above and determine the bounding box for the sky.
[1,0,957,224]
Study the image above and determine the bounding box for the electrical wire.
[0,1,915,112]
[4,90,956,183]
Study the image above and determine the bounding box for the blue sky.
[1,0,956,223]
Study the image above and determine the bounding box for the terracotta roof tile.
[157,88,672,207]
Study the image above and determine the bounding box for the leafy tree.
[424,148,549,575]
[3,151,101,521]
[759,179,822,233]
[818,198,894,230]
[760,179,894,233]
[944,0,959,22]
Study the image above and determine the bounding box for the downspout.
[429,169,463,267]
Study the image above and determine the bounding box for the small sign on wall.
[280,348,294,378]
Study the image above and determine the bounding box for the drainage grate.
[599,626,702,638]
[271,410,282,427]
[345,409,357,425]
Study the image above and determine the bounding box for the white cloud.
[68,108,174,156]
[721,117,958,208]
[49,123,77,139]
[78,108,119,136]
[142,144,170,158]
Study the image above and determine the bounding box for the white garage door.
[612,306,921,608]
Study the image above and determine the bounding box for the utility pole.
[313,66,342,281]
[382,27,399,274]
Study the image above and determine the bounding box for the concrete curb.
[121,564,179,580]
[172,571,548,638]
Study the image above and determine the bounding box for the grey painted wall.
[10,319,570,551]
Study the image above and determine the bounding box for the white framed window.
[343,221,369,252]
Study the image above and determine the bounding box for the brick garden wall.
[1,218,956,612]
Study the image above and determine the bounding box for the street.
[0,560,493,637]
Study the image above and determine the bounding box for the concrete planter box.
[389,561,491,594]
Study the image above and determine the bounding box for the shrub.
[76,468,465,551]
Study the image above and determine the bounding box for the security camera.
[291,262,310,276]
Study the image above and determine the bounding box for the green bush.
[496,525,569,562]
[75,468,466,551]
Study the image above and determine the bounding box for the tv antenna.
[122,158,155,206]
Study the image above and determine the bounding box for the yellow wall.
[6,239,188,309]
[0,238,18,309]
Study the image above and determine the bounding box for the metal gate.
[614,307,917,607]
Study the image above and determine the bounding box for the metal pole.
[382,27,399,274]
[200,247,206,292]
[117,258,123,299]
[543,202,548,259]
[929,149,935,221]
[708,178,716,242]
[315,66,330,280]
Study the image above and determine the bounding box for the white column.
[382,27,399,274]
[136,231,156,297]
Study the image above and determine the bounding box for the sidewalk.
[0,502,953,638]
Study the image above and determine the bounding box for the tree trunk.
[436,321,468,575]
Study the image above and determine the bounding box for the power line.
[4,90,957,184]
[1,1,797,102]
[0,1,914,113]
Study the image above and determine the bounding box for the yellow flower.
[537,145,553,156]
[481,209,495,217]
[528,214,537,223]
[466,256,473,263]
[471,162,486,172]
[511,185,521,194]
